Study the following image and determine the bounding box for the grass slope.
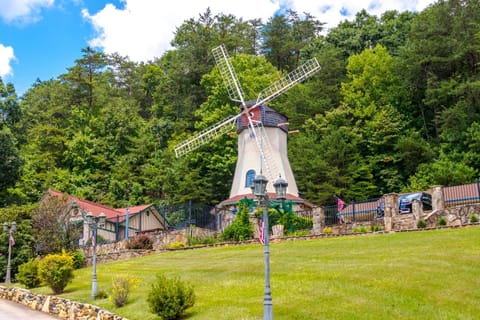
[34,227,480,320]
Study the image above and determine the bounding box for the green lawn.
[33,227,480,320]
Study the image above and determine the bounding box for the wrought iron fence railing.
[443,179,480,207]
[159,201,217,231]
[324,197,382,226]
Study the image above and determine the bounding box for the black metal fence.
[444,179,480,207]
[324,197,382,226]
[160,201,218,231]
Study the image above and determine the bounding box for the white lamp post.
[3,221,17,284]
[85,212,106,299]
[253,174,288,320]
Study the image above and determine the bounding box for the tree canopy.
[0,1,478,209]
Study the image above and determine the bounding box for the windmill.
[174,44,320,199]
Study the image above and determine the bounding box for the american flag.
[259,219,265,245]
[337,197,345,212]
[9,234,15,247]
[337,197,345,224]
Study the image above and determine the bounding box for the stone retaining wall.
[83,227,217,266]
[0,286,125,320]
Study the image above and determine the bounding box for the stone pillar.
[249,216,261,239]
[383,193,398,232]
[432,185,444,211]
[312,206,324,235]
[412,199,423,227]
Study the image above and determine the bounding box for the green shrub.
[147,274,195,320]
[322,227,333,234]
[353,226,368,233]
[126,234,153,250]
[69,249,85,269]
[38,251,74,294]
[219,208,253,242]
[279,213,313,231]
[470,213,479,223]
[187,236,217,246]
[287,230,310,237]
[201,237,217,245]
[437,216,447,226]
[371,224,383,232]
[417,219,427,229]
[109,274,139,307]
[16,258,41,289]
[95,288,109,300]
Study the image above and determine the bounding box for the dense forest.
[1,0,479,209]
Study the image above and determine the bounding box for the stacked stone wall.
[0,286,125,320]
[83,227,218,265]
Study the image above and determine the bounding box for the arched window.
[245,169,256,188]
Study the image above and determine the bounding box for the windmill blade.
[212,44,246,106]
[255,58,320,106]
[174,113,240,158]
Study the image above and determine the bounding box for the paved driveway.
[0,299,59,319]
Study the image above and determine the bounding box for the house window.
[245,169,256,188]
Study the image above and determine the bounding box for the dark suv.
[376,192,432,217]
[398,192,432,214]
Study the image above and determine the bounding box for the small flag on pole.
[9,234,15,247]
[337,197,345,224]
[259,219,265,245]
[337,197,345,212]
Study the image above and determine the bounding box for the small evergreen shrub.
[352,226,368,233]
[437,216,447,226]
[95,288,109,300]
[187,236,217,246]
[287,230,310,237]
[322,227,333,234]
[38,251,74,294]
[16,258,41,289]
[417,219,427,229]
[371,224,383,232]
[126,234,153,250]
[470,213,479,223]
[147,274,195,320]
[109,274,139,307]
[69,249,85,269]
[201,237,217,245]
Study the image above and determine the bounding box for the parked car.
[399,192,432,214]
[376,192,432,216]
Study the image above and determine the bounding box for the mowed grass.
[33,227,480,320]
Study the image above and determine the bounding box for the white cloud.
[287,0,435,32]
[83,0,280,61]
[0,0,54,24]
[0,43,16,78]
[83,0,436,62]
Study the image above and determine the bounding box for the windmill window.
[245,170,256,188]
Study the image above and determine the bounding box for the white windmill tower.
[174,44,320,202]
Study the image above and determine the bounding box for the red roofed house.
[43,189,167,245]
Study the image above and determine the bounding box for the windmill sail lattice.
[174,44,320,159]
[212,45,246,105]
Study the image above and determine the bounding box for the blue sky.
[0,0,436,96]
